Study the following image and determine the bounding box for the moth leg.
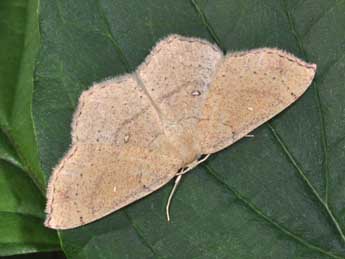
[175,154,211,176]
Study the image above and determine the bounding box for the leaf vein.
[123,210,161,259]
[282,0,330,204]
[192,0,345,251]
[190,0,224,52]
[268,123,345,245]
[95,0,131,72]
[301,2,338,40]
[281,1,345,246]
[204,164,344,259]
[93,2,165,257]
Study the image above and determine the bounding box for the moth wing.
[137,35,223,148]
[45,75,183,229]
[196,48,317,154]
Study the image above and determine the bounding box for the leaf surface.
[34,0,345,258]
[0,0,59,255]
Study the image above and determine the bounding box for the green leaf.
[0,0,59,256]
[33,0,345,258]
[0,161,59,256]
[3,251,66,259]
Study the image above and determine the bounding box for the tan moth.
[45,34,316,229]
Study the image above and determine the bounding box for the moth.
[45,35,316,229]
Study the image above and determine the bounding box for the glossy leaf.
[0,0,59,256]
[33,0,345,258]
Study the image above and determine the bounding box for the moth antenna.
[166,174,183,222]
[166,154,211,222]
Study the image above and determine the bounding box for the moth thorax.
[164,127,200,165]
